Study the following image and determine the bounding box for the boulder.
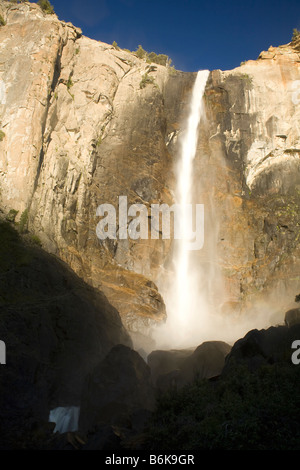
[147,347,194,384]
[79,344,155,435]
[148,341,231,391]
[177,341,232,385]
[284,308,300,327]
[222,323,300,374]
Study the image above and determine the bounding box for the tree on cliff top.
[37,0,55,14]
[133,45,172,67]
[292,28,300,40]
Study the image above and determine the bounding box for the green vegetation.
[66,76,73,90]
[139,73,156,89]
[0,130,5,142]
[18,208,28,234]
[147,51,170,66]
[6,209,18,223]
[30,234,42,246]
[37,0,54,15]
[292,28,300,41]
[145,362,300,450]
[135,45,171,66]
[0,14,6,26]
[168,65,177,76]
[110,41,173,67]
[6,209,19,222]
[240,73,253,82]
[135,44,147,59]
[66,76,75,100]
[124,44,172,67]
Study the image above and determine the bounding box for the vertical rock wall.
[1,1,300,344]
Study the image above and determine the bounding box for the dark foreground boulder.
[222,323,300,374]
[147,347,194,384]
[177,341,232,384]
[79,344,155,439]
[148,341,231,391]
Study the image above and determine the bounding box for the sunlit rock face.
[203,38,300,321]
[0,1,195,346]
[0,0,300,345]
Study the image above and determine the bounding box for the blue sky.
[48,0,300,72]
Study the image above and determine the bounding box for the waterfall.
[155,70,216,349]
[174,70,210,336]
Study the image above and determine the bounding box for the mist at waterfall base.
[153,70,274,350]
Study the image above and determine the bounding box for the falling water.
[174,70,210,334]
[154,70,213,348]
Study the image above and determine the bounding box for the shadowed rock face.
[0,221,131,449]
[0,0,300,341]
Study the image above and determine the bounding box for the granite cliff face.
[0,0,300,346]
[203,38,300,319]
[0,0,193,346]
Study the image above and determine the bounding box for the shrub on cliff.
[37,0,55,14]
[292,28,300,41]
[18,209,28,234]
[133,45,172,67]
[135,44,147,59]
[147,52,171,66]
[139,73,156,89]
[0,15,6,26]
